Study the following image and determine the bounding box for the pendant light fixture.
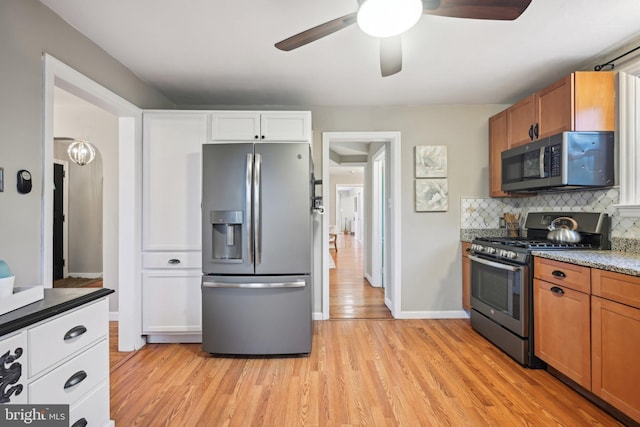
[357,0,423,38]
[67,139,96,166]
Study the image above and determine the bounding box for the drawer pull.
[64,325,87,341]
[551,270,566,278]
[64,370,87,389]
[550,286,565,295]
[71,418,88,427]
[168,258,181,265]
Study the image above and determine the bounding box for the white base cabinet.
[0,297,111,427]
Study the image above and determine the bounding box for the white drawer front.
[29,299,108,377]
[0,331,28,404]
[142,251,202,269]
[29,339,108,405]
[69,380,109,427]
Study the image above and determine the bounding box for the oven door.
[469,254,528,338]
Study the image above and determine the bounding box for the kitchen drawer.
[143,251,202,269]
[29,339,108,405]
[534,257,591,293]
[69,380,110,427]
[28,299,108,376]
[0,331,28,404]
[592,268,640,309]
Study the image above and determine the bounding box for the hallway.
[329,234,393,319]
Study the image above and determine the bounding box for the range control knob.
[506,251,517,259]
[485,247,496,254]
[471,244,483,252]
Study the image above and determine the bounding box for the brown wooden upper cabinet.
[489,110,509,197]
[507,71,615,147]
[489,71,615,197]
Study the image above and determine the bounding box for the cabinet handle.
[534,123,539,139]
[64,370,87,389]
[168,259,181,265]
[64,325,87,341]
[550,286,565,295]
[71,418,88,427]
[528,125,534,140]
[261,135,265,139]
[254,135,259,139]
[551,270,566,278]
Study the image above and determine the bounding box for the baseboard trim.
[109,311,119,321]
[364,273,382,288]
[67,272,103,279]
[395,310,470,320]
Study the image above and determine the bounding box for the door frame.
[370,146,385,289]
[321,131,401,319]
[43,54,144,351]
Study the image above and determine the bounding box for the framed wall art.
[415,145,447,178]
[415,178,448,212]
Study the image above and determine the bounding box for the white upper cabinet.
[210,111,311,142]
[143,112,207,251]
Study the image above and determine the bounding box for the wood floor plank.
[110,319,624,426]
[330,234,393,319]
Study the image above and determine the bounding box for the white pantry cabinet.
[210,111,311,142]
[142,112,207,341]
[142,112,207,251]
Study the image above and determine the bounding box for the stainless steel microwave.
[501,131,614,192]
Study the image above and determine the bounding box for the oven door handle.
[469,255,523,272]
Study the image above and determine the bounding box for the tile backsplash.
[461,187,640,239]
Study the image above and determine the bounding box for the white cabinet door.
[142,270,202,334]
[143,113,207,251]
[0,332,28,404]
[210,111,311,142]
[260,112,310,141]
[211,112,261,141]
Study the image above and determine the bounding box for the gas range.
[468,211,610,368]
[470,212,610,265]
[471,237,596,264]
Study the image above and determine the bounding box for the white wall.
[310,105,507,314]
[0,0,172,287]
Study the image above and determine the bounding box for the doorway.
[322,132,402,320]
[52,130,105,289]
[44,54,143,351]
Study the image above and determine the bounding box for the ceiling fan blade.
[275,13,358,51]
[423,0,532,20]
[380,36,402,77]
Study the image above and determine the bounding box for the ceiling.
[40,0,640,107]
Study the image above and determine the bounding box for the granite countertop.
[532,250,640,277]
[0,287,114,337]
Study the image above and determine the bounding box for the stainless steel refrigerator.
[201,142,312,355]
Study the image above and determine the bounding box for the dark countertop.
[0,288,114,337]
[532,250,640,277]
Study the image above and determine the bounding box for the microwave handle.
[539,147,546,178]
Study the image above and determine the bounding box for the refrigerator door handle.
[254,153,262,265]
[246,153,253,265]
[202,280,306,289]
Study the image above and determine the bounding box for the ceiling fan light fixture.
[357,0,423,38]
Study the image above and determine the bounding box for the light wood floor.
[330,234,392,319]
[109,319,623,426]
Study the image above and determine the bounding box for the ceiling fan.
[275,0,532,77]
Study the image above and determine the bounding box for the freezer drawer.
[202,275,311,355]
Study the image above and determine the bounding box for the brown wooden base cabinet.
[591,269,640,422]
[533,273,591,389]
[534,258,640,424]
[461,242,471,311]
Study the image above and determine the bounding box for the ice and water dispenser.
[210,210,243,262]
